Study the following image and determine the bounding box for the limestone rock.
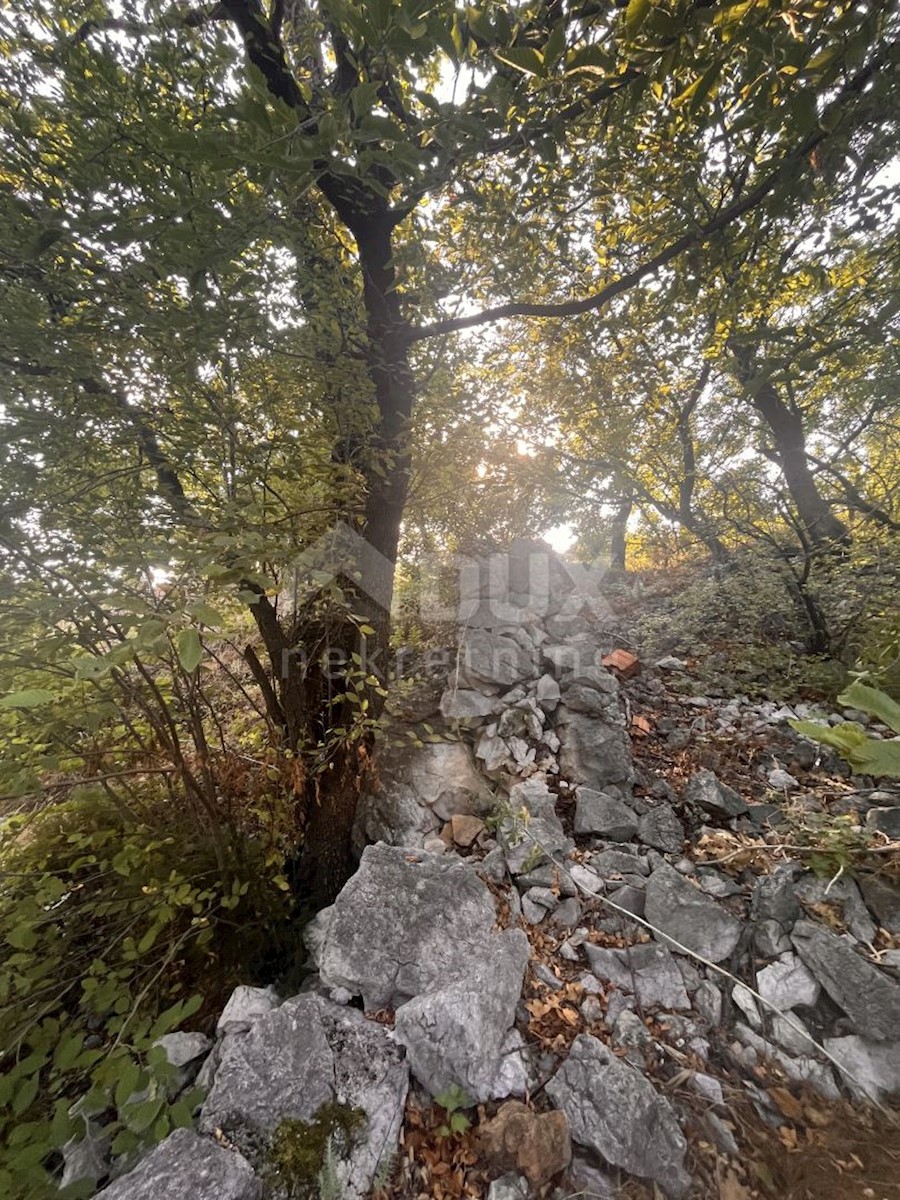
[558,714,632,791]
[355,740,494,853]
[499,777,572,873]
[546,1035,690,1198]
[824,1035,900,1102]
[439,688,498,721]
[460,629,537,688]
[637,805,685,854]
[791,920,900,1042]
[584,942,690,1011]
[644,867,741,963]
[756,954,820,1010]
[216,986,280,1036]
[199,995,407,1199]
[393,930,529,1103]
[683,769,748,818]
[311,844,499,1010]
[96,1130,260,1200]
[573,789,638,841]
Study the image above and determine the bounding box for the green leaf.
[0,689,55,709]
[7,922,38,950]
[493,46,545,78]
[175,628,203,673]
[625,0,653,37]
[837,681,900,735]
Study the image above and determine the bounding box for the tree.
[2,0,898,896]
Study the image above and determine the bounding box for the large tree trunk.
[730,343,850,551]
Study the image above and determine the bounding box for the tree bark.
[729,343,850,551]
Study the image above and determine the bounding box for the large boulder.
[352,741,493,853]
[644,867,741,963]
[394,930,530,1102]
[309,844,502,1010]
[199,995,407,1199]
[791,920,900,1042]
[557,713,632,790]
[96,1129,260,1200]
[546,1036,691,1198]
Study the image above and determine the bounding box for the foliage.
[790,679,900,778]
[266,1102,366,1200]
[0,786,294,1198]
[433,1085,472,1139]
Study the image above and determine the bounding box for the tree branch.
[408,42,896,341]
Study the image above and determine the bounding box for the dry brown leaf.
[769,1085,804,1122]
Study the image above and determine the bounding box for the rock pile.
[80,541,900,1200]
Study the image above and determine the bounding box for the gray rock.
[756,954,820,1010]
[564,665,619,693]
[568,863,603,894]
[200,996,407,1198]
[584,942,690,1010]
[637,805,684,854]
[353,740,493,851]
[859,875,900,934]
[216,986,280,1036]
[794,873,877,945]
[751,864,801,927]
[154,1031,213,1070]
[644,867,741,963]
[688,1073,724,1106]
[535,673,562,711]
[439,687,498,720]
[96,1130,260,1200]
[591,848,649,877]
[311,844,499,1010]
[768,768,799,791]
[683,769,748,818]
[696,868,742,899]
[824,1035,900,1102]
[460,629,537,688]
[487,1173,531,1200]
[558,714,632,790]
[561,685,616,717]
[612,1009,651,1048]
[500,777,572,873]
[791,920,900,1042]
[608,884,646,917]
[476,732,512,774]
[549,897,583,928]
[546,1035,690,1198]
[61,1128,111,1192]
[754,919,792,958]
[655,656,687,671]
[731,983,762,1029]
[573,789,638,841]
[693,981,723,1027]
[394,929,529,1102]
[867,806,900,838]
[769,1011,815,1056]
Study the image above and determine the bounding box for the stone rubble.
[90,541,900,1200]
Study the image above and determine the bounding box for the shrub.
[0,785,294,1198]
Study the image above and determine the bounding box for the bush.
[0,785,294,1198]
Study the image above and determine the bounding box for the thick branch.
[409,43,895,341]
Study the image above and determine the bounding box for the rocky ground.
[82,544,900,1200]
